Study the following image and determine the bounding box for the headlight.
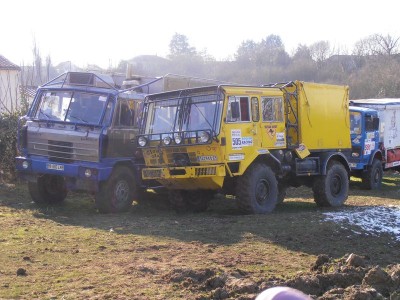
[22,161,29,169]
[174,134,183,145]
[199,131,210,143]
[138,136,147,147]
[84,169,92,177]
[163,136,172,145]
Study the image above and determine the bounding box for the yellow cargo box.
[285,81,350,151]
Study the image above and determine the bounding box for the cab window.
[262,97,283,122]
[115,100,135,127]
[226,96,250,122]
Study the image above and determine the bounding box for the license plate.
[46,163,64,171]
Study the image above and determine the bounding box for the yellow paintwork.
[141,81,350,189]
[142,164,226,189]
[293,81,350,150]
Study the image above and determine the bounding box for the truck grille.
[48,140,73,162]
[195,167,217,176]
[28,133,99,163]
[143,169,162,179]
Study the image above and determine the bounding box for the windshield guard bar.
[139,129,214,147]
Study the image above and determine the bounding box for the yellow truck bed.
[288,81,351,150]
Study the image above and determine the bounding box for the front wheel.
[28,175,68,204]
[362,159,383,190]
[95,166,137,213]
[313,162,349,207]
[236,164,278,214]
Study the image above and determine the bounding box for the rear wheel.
[362,159,383,190]
[95,166,137,213]
[28,175,68,204]
[236,164,278,214]
[313,162,349,207]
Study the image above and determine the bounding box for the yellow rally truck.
[137,81,351,213]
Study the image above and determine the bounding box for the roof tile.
[0,55,21,70]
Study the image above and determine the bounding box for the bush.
[0,111,24,182]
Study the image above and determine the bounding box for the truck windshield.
[350,111,362,135]
[34,91,109,124]
[144,94,222,136]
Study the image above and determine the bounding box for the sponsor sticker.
[231,129,242,150]
[229,154,245,161]
[257,149,269,154]
[241,137,253,147]
[197,155,217,162]
[363,141,375,155]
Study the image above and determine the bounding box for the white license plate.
[46,163,64,171]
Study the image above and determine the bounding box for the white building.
[0,55,21,114]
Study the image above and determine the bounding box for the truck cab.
[349,106,382,189]
[15,72,150,213]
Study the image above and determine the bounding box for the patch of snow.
[323,206,400,241]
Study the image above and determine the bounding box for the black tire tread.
[236,164,278,214]
[95,166,136,213]
[313,161,349,207]
[361,159,383,190]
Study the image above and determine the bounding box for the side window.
[365,115,379,132]
[115,100,135,127]
[226,96,250,122]
[350,111,362,134]
[262,97,283,122]
[251,97,259,122]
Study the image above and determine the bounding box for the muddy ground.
[0,175,399,299]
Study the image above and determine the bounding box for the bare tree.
[310,41,331,66]
[32,39,43,84]
[353,34,400,56]
[374,34,400,55]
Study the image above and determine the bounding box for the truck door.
[105,99,140,158]
[224,95,259,163]
[259,96,286,149]
[362,113,380,161]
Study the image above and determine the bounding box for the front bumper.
[142,164,226,190]
[15,156,114,192]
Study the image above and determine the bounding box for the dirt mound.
[163,254,400,299]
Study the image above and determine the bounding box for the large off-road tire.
[361,159,383,190]
[28,175,68,204]
[95,166,137,213]
[168,190,212,213]
[236,164,278,214]
[312,162,349,207]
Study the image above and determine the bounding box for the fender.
[318,151,351,175]
[239,148,282,175]
[368,149,383,165]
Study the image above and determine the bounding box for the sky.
[1,0,400,69]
